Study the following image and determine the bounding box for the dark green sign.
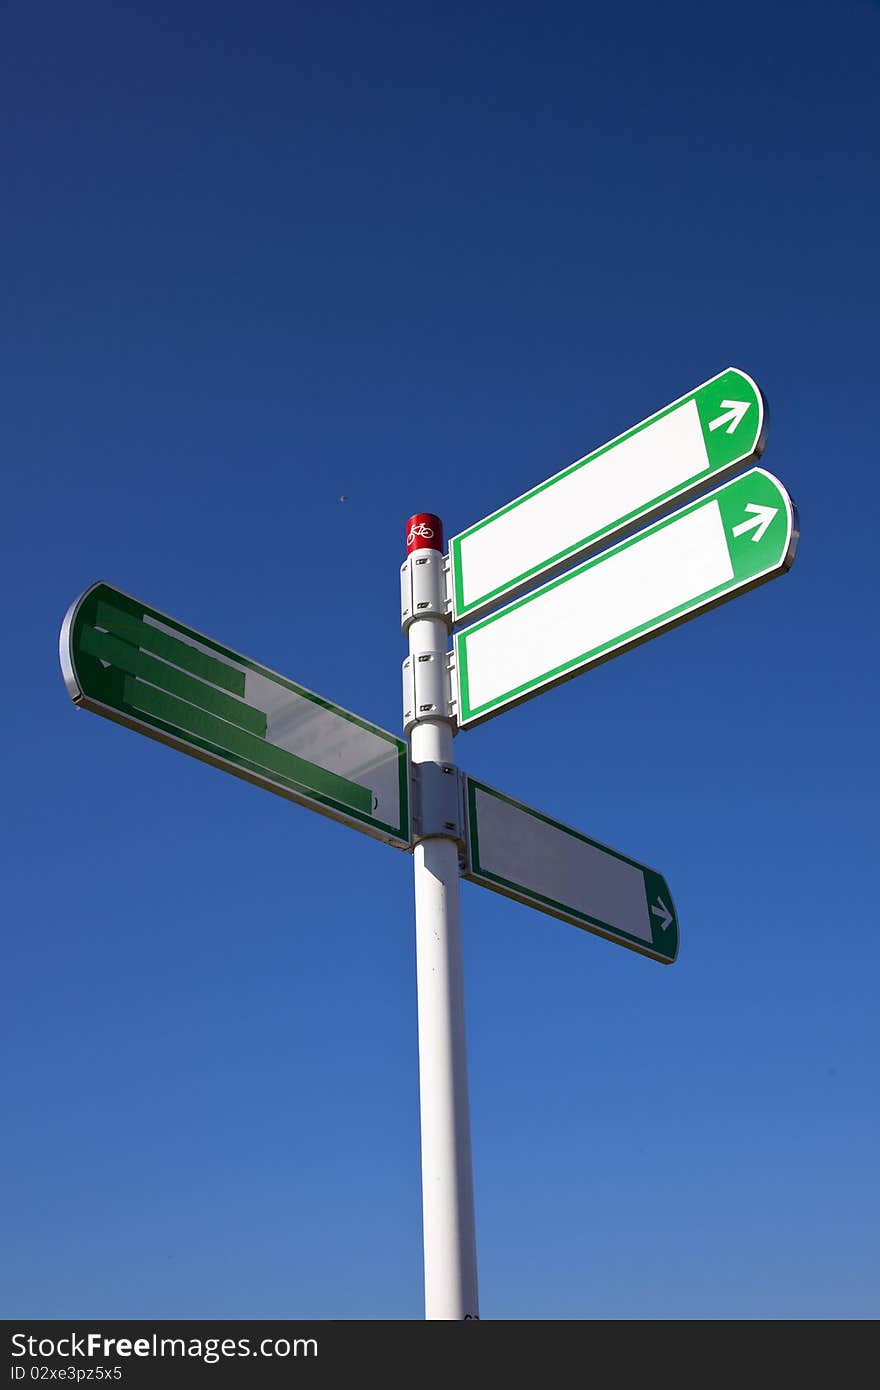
[60,582,410,847]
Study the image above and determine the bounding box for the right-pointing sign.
[449,367,766,622]
[454,467,798,729]
[463,778,678,964]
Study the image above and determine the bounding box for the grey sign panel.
[463,778,677,963]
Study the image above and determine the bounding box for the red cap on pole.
[406,513,443,555]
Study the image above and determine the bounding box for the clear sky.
[3,0,878,1320]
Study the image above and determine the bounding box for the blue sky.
[3,0,878,1319]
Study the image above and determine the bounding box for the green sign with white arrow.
[455,467,798,728]
[60,582,411,847]
[450,367,766,622]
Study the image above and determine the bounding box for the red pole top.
[406,513,444,555]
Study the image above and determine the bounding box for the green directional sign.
[455,467,798,728]
[464,778,677,963]
[60,582,410,847]
[450,367,766,622]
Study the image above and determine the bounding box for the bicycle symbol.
[407,521,435,546]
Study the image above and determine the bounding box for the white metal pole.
[403,514,479,1320]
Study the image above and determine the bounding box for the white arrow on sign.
[731,502,778,543]
[708,399,751,434]
[650,896,674,932]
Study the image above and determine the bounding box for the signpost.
[463,778,678,964]
[454,467,797,729]
[60,581,410,848]
[449,367,765,622]
[59,365,799,1321]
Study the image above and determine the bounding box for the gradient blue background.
[3,0,877,1320]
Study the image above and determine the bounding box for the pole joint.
[400,548,452,634]
[402,648,456,735]
[411,762,466,847]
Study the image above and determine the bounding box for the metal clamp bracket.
[411,762,466,846]
[400,551,452,633]
[402,649,456,734]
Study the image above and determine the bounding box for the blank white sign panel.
[458,498,731,719]
[455,398,708,617]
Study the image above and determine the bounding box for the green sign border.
[464,778,678,964]
[450,367,766,623]
[455,468,798,728]
[61,582,411,849]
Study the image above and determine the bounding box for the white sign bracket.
[402,648,457,732]
[411,761,467,848]
[400,548,453,631]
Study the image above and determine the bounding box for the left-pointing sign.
[60,582,411,848]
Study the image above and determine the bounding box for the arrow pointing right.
[651,896,673,933]
[708,399,751,434]
[731,502,778,543]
